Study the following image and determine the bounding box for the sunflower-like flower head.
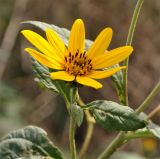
[21,19,133,89]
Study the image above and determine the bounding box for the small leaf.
[69,103,84,127]
[147,121,160,139]
[85,100,147,131]
[110,64,125,104]
[137,113,160,139]
[0,126,63,159]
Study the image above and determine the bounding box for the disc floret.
[64,49,93,76]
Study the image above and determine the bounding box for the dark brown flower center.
[63,50,93,76]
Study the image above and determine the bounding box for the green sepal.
[84,100,147,131]
[69,103,84,127]
[110,64,125,104]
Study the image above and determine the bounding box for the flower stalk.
[78,121,94,159]
[77,95,95,159]
[69,86,79,159]
[123,0,144,106]
[69,116,77,159]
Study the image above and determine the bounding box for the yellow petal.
[92,46,133,69]
[88,66,126,79]
[50,71,75,81]
[76,76,102,89]
[21,30,62,62]
[87,28,113,58]
[25,48,62,70]
[46,29,67,59]
[68,19,85,55]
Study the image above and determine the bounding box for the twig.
[147,104,160,120]
[136,81,160,114]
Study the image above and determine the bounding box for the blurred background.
[0,0,160,158]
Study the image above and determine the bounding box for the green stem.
[125,132,155,140]
[123,0,144,106]
[98,1,144,158]
[77,96,95,159]
[98,132,125,159]
[69,116,77,159]
[69,86,78,159]
[78,122,94,159]
[55,81,70,108]
[136,80,160,114]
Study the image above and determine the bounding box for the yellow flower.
[21,19,133,89]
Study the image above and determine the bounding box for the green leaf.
[0,138,51,159]
[85,100,147,131]
[32,59,59,93]
[0,126,63,159]
[69,103,84,127]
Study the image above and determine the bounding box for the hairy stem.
[78,122,94,159]
[69,116,77,159]
[97,132,125,159]
[123,0,144,106]
[77,97,95,159]
[125,132,155,140]
[69,86,78,159]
